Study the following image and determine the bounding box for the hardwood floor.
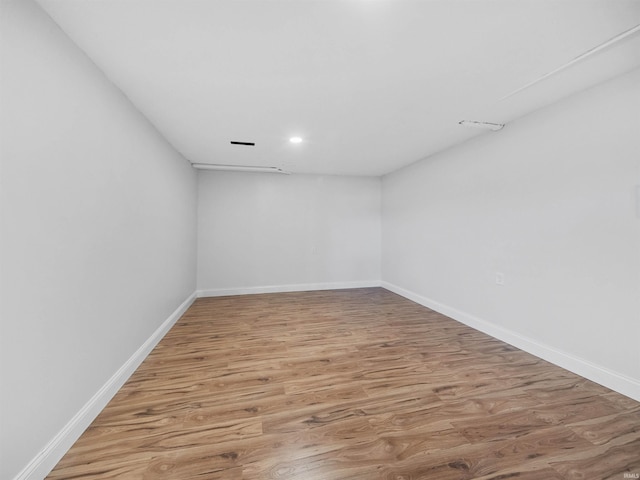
[47,288,640,479]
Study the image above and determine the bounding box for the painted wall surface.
[0,1,197,478]
[382,67,640,393]
[197,172,381,294]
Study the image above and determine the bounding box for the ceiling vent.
[230,141,255,146]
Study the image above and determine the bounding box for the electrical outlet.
[495,272,505,285]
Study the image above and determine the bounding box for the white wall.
[1,1,638,477]
[382,67,640,400]
[0,1,197,479]
[197,172,380,295]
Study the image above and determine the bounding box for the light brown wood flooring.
[47,287,640,479]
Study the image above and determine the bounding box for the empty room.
[1,0,639,479]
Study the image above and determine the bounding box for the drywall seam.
[13,291,198,480]
[197,280,381,298]
[381,281,640,402]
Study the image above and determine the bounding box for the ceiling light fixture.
[289,137,303,144]
[458,120,505,131]
[192,164,290,174]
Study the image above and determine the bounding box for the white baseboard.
[381,281,640,402]
[197,280,381,298]
[14,291,197,480]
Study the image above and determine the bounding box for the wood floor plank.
[47,288,640,479]
[567,410,640,446]
[549,437,640,480]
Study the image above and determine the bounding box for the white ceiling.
[36,0,640,176]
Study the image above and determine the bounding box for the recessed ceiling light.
[289,137,303,144]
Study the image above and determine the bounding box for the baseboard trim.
[197,280,381,298]
[13,291,198,480]
[381,281,640,402]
